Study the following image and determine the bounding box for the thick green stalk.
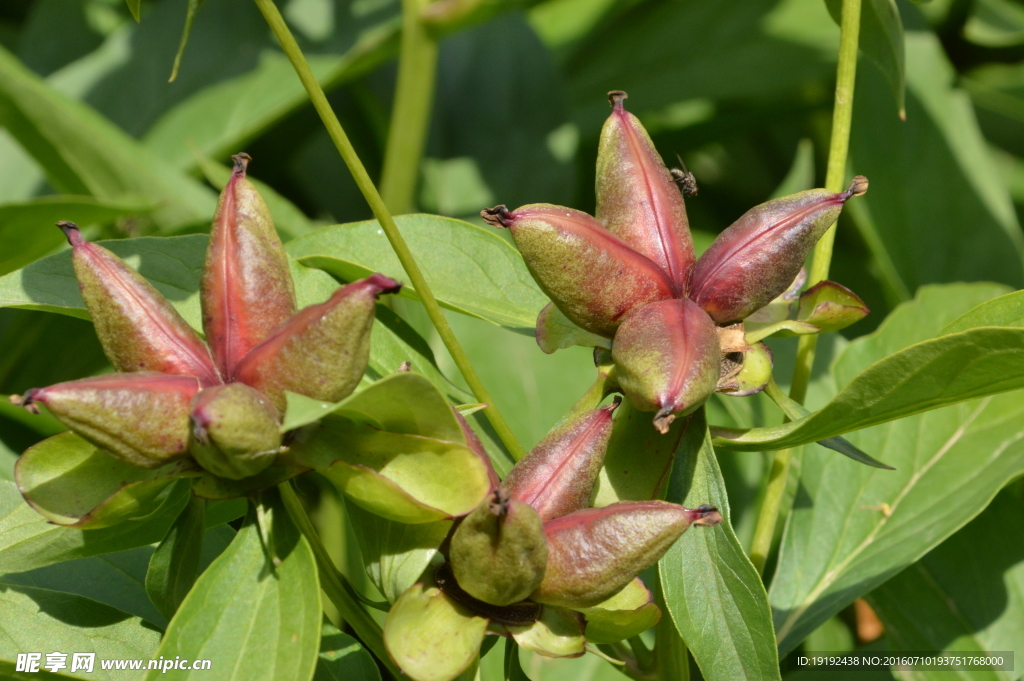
[253,0,525,461]
[278,482,401,678]
[379,0,438,214]
[749,0,862,575]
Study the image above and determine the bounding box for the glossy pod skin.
[611,298,721,433]
[481,204,676,338]
[595,91,694,290]
[501,402,617,522]
[188,382,282,480]
[20,372,201,468]
[531,501,722,609]
[202,153,296,379]
[59,222,219,386]
[234,273,402,412]
[691,176,869,324]
[449,490,549,606]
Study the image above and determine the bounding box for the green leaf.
[866,487,1024,676]
[169,0,207,83]
[507,607,585,658]
[315,620,382,681]
[0,478,190,574]
[964,0,1024,47]
[660,408,780,681]
[344,499,452,603]
[0,584,162,679]
[576,578,660,644]
[15,431,192,528]
[0,44,216,232]
[769,284,1024,654]
[826,0,906,117]
[286,215,548,333]
[770,138,815,198]
[592,400,680,507]
[145,495,206,621]
[125,0,141,22]
[0,196,152,277]
[712,284,1024,452]
[940,289,1024,333]
[847,32,1024,305]
[147,495,321,681]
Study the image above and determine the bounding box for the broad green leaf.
[660,409,780,681]
[0,196,151,277]
[866,488,1024,679]
[769,284,1024,654]
[147,496,321,681]
[0,478,190,574]
[145,495,206,621]
[847,32,1024,304]
[941,289,1024,333]
[315,620,382,681]
[16,432,191,529]
[770,138,815,198]
[344,499,452,603]
[0,45,216,232]
[0,584,162,679]
[508,607,585,658]
[383,584,488,681]
[576,578,660,644]
[826,0,906,117]
[711,284,1024,452]
[286,215,547,333]
[2,524,235,629]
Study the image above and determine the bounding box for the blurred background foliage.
[1,0,1024,675]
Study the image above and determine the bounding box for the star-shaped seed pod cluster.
[482,91,869,432]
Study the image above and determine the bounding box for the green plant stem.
[253,0,525,461]
[278,482,401,678]
[748,0,862,576]
[379,0,438,214]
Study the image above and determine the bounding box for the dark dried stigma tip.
[190,415,211,446]
[398,361,412,372]
[653,408,676,434]
[56,221,83,247]
[231,152,252,177]
[692,505,723,527]
[13,389,40,414]
[366,273,403,297]
[480,205,514,228]
[607,90,628,108]
[487,488,511,517]
[434,562,542,626]
[603,395,623,414]
[843,175,869,199]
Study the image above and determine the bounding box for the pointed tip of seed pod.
[398,361,412,372]
[13,389,41,414]
[844,175,869,199]
[480,205,513,228]
[56,221,84,247]
[365,273,403,296]
[602,395,622,414]
[487,488,511,517]
[607,90,628,109]
[653,408,675,434]
[231,152,252,178]
[689,504,723,527]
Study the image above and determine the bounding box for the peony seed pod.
[690,176,868,324]
[188,382,282,480]
[449,489,548,606]
[19,372,200,468]
[202,153,297,379]
[58,222,219,386]
[611,298,721,433]
[233,274,402,412]
[481,204,676,338]
[531,501,721,608]
[595,91,695,290]
[501,401,618,522]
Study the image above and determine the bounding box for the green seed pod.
[202,153,297,378]
[233,274,402,412]
[691,176,868,324]
[188,382,282,480]
[611,298,721,433]
[481,204,676,338]
[595,91,694,290]
[449,489,548,606]
[57,222,219,386]
[502,402,618,522]
[531,501,721,608]
[20,372,201,468]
